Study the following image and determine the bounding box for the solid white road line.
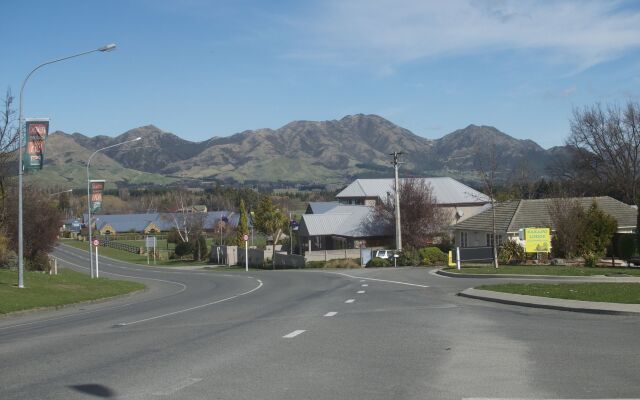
[357,290,365,294]
[116,279,264,326]
[330,272,429,288]
[283,330,306,338]
[345,299,355,303]
[324,311,338,317]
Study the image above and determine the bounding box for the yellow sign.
[524,228,551,253]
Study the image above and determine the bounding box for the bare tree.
[364,178,446,249]
[547,197,585,259]
[0,89,19,219]
[566,102,640,205]
[160,189,205,243]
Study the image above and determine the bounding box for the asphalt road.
[1,244,639,399]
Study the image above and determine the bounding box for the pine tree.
[235,199,249,248]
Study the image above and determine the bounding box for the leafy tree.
[579,202,618,267]
[253,195,288,269]
[235,199,249,248]
[191,234,208,261]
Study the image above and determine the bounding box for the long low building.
[82,211,241,235]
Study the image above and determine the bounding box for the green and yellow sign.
[524,228,551,253]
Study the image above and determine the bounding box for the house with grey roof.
[453,196,637,249]
[84,211,242,235]
[299,177,490,251]
[299,205,388,251]
[336,177,490,225]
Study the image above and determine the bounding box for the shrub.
[435,235,454,253]
[615,234,636,261]
[397,247,420,266]
[579,202,617,266]
[366,257,392,268]
[326,258,360,269]
[174,241,193,258]
[25,251,51,272]
[498,240,525,264]
[191,235,208,261]
[305,261,326,269]
[418,247,447,265]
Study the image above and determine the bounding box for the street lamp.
[17,43,117,288]
[86,137,141,278]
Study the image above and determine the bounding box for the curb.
[436,268,637,280]
[458,288,640,315]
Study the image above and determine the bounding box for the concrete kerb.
[436,268,640,281]
[459,288,640,315]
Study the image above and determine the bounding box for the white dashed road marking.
[324,312,338,317]
[345,299,355,303]
[357,290,365,294]
[283,330,306,338]
[362,284,368,287]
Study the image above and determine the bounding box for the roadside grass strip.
[0,269,145,314]
[61,240,209,267]
[445,264,640,276]
[478,283,640,304]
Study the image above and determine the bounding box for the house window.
[460,232,468,247]
[486,233,494,247]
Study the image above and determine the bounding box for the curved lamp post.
[17,43,117,288]
[86,137,141,278]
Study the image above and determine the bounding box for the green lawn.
[478,283,640,304]
[61,239,211,266]
[444,264,640,276]
[0,269,145,314]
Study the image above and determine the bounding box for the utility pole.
[390,151,403,252]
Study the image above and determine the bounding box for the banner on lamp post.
[90,180,106,213]
[23,118,49,171]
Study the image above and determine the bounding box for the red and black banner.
[24,119,49,171]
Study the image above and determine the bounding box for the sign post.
[93,239,100,277]
[145,236,157,265]
[243,234,249,272]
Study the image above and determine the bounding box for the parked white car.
[374,250,393,259]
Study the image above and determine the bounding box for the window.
[460,232,468,247]
[486,233,494,247]
[486,233,503,247]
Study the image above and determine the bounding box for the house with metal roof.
[299,205,388,251]
[84,211,241,235]
[453,196,638,249]
[299,177,492,251]
[335,177,490,225]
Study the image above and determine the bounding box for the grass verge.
[0,269,145,314]
[444,264,640,276]
[61,240,208,267]
[477,283,640,304]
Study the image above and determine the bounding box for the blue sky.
[3,0,640,148]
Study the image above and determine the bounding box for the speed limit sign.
[93,239,99,246]
[243,234,249,241]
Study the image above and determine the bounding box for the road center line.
[357,290,365,294]
[324,311,338,317]
[362,284,368,287]
[283,330,306,338]
[116,279,263,326]
[345,299,355,303]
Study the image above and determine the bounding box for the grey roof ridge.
[506,198,523,232]
[355,179,366,197]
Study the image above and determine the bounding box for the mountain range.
[30,114,570,188]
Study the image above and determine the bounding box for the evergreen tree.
[235,199,249,248]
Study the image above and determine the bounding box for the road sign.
[243,234,249,241]
[92,239,99,246]
[145,236,157,248]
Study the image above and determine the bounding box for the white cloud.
[295,0,640,71]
